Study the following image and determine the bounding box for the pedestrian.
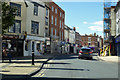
[2,47,7,62]
[7,49,12,63]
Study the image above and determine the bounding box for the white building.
[24,1,46,56]
[114,1,120,56]
[64,25,70,53]
[69,28,76,53]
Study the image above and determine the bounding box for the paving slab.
[97,56,119,63]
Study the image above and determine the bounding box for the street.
[32,54,118,80]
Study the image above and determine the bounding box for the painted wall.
[26,1,45,37]
[110,7,116,36]
[116,6,120,36]
[6,2,27,34]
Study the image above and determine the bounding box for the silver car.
[78,47,93,59]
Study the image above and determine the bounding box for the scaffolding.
[103,0,117,56]
[103,0,116,42]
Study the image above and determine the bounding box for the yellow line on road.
[39,60,53,77]
[40,73,44,77]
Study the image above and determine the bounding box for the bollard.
[32,52,34,65]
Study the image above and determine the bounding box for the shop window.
[37,43,40,50]
[25,41,28,51]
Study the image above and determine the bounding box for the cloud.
[92,21,103,25]
[83,21,88,24]
[88,26,103,31]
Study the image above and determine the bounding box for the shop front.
[115,35,120,56]
[24,35,45,56]
[2,34,24,57]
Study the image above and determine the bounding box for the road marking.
[40,73,44,77]
[39,60,53,77]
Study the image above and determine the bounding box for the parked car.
[78,47,93,59]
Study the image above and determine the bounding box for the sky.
[54,2,104,37]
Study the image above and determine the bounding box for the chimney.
[73,27,76,31]
[94,33,96,36]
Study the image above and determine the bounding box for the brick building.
[75,32,81,47]
[46,2,65,53]
[80,33,103,52]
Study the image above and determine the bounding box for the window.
[55,17,57,26]
[88,37,91,42]
[9,20,21,33]
[62,14,64,19]
[55,29,56,37]
[51,15,53,24]
[60,20,61,28]
[10,2,21,16]
[37,43,40,50]
[31,21,39,34]
[45,17,48,25]
[25,41,28,51]
[55,8,57,14]
[62,32,63,40]
[60,12,62,17]
[34,4,38,16]
[52,6,54,12]
[51,28,53,36]
[62,22,63,29]
[59,31,61,40]
[46,8,48,16]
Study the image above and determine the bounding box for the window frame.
[45,17,48,26]
[8,20,21,33]
[31,21,39,34]
[52,6,54,12]
[51,15,53,24]
[46,8,48,16]
[55,17,57,26]
[34,4,38,16]
[10,2,21,17]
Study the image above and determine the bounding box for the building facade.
[64,25,70,54]
[80,33,103,52]
[2,1,47,57]
[115,1,120,56]
[48,2,65,54]
[75,32,81,53]
[69,28,76,54]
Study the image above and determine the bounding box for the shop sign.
[27,35,45,41]
[115,36,120,43]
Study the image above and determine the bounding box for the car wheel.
[78,57,81,59]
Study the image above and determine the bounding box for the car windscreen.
[81,49,91,52]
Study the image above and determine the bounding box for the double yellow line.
[39,60,52,77]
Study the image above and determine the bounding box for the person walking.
[6,49,12,63]
[2,47,7,62]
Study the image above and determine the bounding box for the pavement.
[97,56,119,63]
[0,53,59,79]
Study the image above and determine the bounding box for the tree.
[2,2,16,34]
